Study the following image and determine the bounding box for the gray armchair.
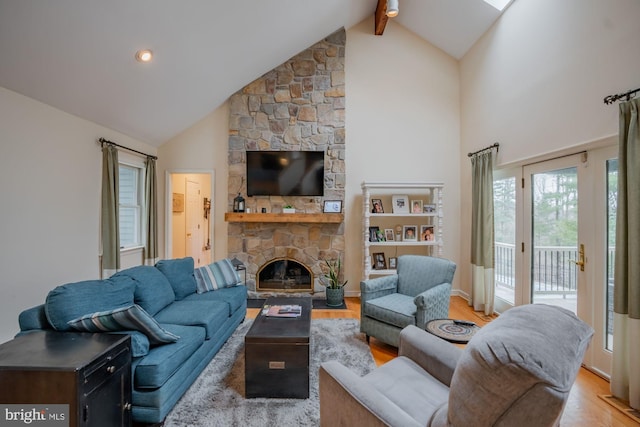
[361,255,456,347]
[320,304,594,427]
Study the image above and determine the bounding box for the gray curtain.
[470,150,495,315]
[144,157,158,265]
[611,98,640,410]
[101,144,120,278]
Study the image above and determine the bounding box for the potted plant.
[283,205,296,214]
[322,258,348,307]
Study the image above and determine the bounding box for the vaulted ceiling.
[0,0,510,146]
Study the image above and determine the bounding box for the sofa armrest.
[319,361,421,427]
[360,275,398,302]
[413,282,452,327]
[398,325,461,387]
[18,304,51,332]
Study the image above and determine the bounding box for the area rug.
[164,318,375,426]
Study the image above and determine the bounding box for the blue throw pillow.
[194,259,241,293]
[67,304,180,345]
[113,265,176,316]
[155,257,197,300]
[45,275,136,331]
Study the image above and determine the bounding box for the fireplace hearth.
[257,258,313,292]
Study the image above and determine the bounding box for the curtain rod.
[98,137,157,160]
[603,87,640,105]
[468,142,499,158]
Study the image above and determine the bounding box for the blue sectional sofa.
[17,257,247,425]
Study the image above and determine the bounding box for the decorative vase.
[283,208,295,214]
[325,287,344,307]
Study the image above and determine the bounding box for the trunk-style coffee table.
[245,297,312,398]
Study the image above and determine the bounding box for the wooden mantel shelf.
[225,212,343,223]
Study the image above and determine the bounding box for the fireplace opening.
[257,258,313,292]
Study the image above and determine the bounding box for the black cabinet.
[0,331,132,427]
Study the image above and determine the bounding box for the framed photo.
[369,226,381,242]
[389,257,397,269]
[423,203,436,213]
[384,228,395,241]
[411,200,423,214]
[403,225,418,241]
[371,198,384,213]
[392,195,409,214]
[372,252,387,270]
[421,225,435,241]
[323,200,342,213]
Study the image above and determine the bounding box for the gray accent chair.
[319,304,594,427]
[360,255,456,347]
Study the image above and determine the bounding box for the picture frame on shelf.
[423,203,436,213]
[389,257,397,269]
[392,195,409,214]
[372,252,387,270]
[403,225,418,241]
[371,198,384,213]
[369,226,381,242]
[323,200,342,213]
[411,200,423,214]
[384,228,395,241]
[421,225,435,241]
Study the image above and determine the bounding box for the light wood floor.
[247,296,638,426]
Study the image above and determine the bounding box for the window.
[119,161,144,249]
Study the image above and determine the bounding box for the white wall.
[0,86,156,343]
[458,0,640,297]
[343,18,461,294]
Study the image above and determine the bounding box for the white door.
[186,180,203,266]
[495,144,615,377]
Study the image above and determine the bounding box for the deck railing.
[496,242,578,296]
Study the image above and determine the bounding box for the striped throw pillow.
[67,304,180,345]
[194,259,241,293]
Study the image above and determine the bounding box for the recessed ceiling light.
[135,49,153,63]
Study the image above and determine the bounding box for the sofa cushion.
[67,304,180,345]
[113,266,176,316]
[364,293,416,329]
[155,257,197,300]
[109,331,151,358]
[154,300,229,339]
[194,259,241,293]
[45,275,135,331]
[133,324,206,389]
[183,285,247,316]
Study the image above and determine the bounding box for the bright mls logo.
[1,405,68,426]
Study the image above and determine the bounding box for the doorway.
[493,143,616,377]
[166,171,214,267]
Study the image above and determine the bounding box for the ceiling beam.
[374,0,389,35]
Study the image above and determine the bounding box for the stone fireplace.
[257,258,313,292]
[226,28,346,296]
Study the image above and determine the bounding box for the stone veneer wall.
[227,28,346,294]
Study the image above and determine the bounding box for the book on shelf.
[263,304,302,318]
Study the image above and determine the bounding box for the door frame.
[165,169,215,262]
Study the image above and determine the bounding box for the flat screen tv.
[246,151,325,196]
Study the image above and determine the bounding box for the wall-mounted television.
[246,150,325,196]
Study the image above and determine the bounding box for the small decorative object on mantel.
[323,200,342,213]
[322,258,348,307]
[233,193,245,212]
[282,205,296,214]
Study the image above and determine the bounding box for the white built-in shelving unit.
[362,181,444,281]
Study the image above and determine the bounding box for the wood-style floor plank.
[247,296,638,426]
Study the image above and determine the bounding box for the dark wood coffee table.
[244,297,312,398]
